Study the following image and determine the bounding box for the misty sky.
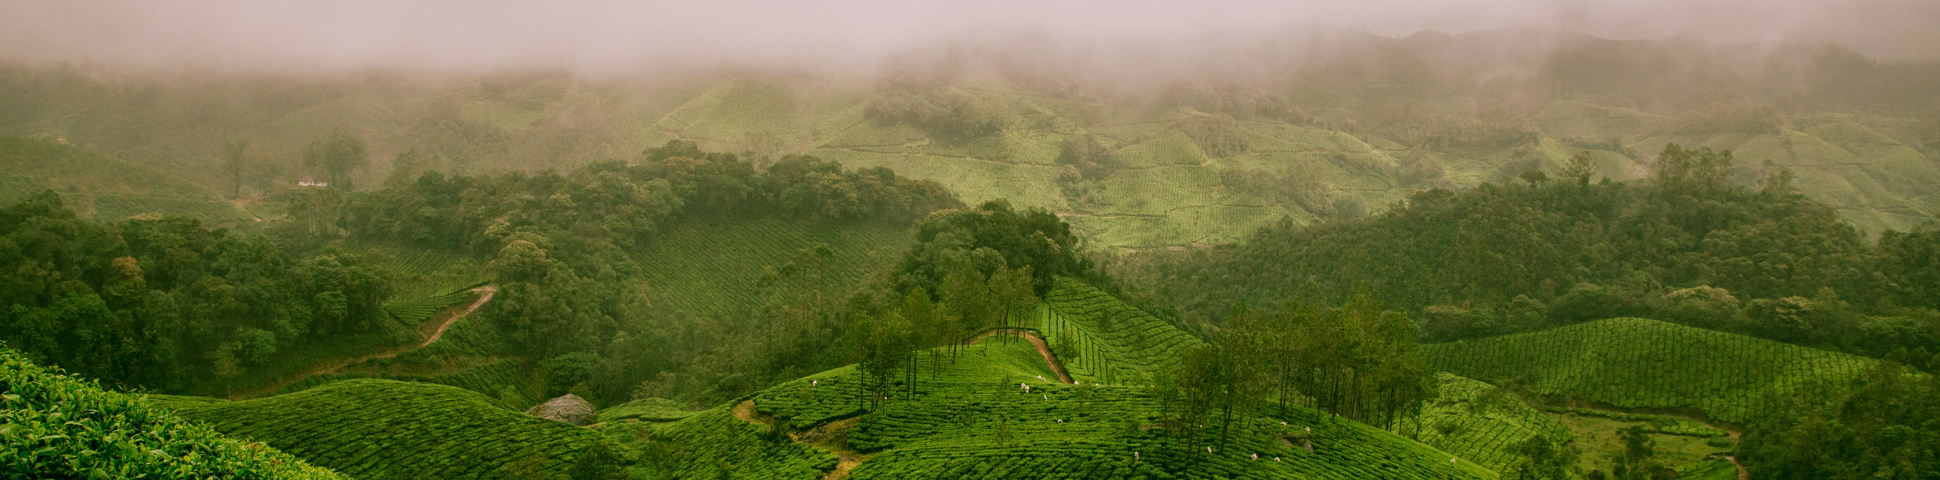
[2,0,1935,74]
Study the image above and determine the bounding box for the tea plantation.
[152,379,617,480]
[1416,373,1573,472]
[1034,277,1204,386]
[735,340,1498,480]
[0,348,343,479]
[1423,317,1879,424]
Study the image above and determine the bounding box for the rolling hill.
[5,41,1934,249]
[1033,277,1205,385]
[151,379,619,480]
[1423,317,1880,424]
[688,340,1498,480]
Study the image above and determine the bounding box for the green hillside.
[0,136,252,224]
[153,379,620,480]
[1417,373,1573,472]
[635,217,910,318]
[1034,277,1204,385]
[610,405,839,479]
[0,348,343,479]
[1424,317,1879,424]
[7,60,1932,250]
[722,340,1498,480]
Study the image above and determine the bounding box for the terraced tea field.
[1417,374,1573,472]
[1424,317,1878,424]
[600,397,705,423]
[274,357,529,403]
[597,402,836,479]
[154,379,616,480]
[351,243,489,301]
[1,349,344,479]
[1033,277,1204,386]
[734,340,1497,480]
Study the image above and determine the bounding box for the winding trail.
[732,400,871,480]
[965,327,1074,385]
[228,285,498,399]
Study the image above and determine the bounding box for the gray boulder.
[525,394,596,425]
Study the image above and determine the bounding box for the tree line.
[1152,291,1436,456]
[1740,363,1939,480]
[0,192,389,391]
[1124,144,1940,363]
[848,200,1090,409]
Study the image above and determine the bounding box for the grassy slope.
[1546,409,1733,475]
[1423,317,1878,425]
[153,379,615,480]
[1,348,344,479]
[0,136,251,224]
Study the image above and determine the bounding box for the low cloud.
[0,0,1934,76]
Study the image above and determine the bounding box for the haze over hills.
[2,29,1936,246]
[2,2,1938,480]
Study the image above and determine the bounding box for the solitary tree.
[303,130,370,190]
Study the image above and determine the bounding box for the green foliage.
[1128,144,1940,357]
[274,357,529,404]
[599,397,703,423]
[1739,363,1940,480]
[159,379,621,480]
[1504,434,1580,480]
[0,191,394,392]
[634,217,907,319]
[738,340,1495,479]
[896,199,1090,296]
[300,130,369,190]
[1037,277,1203,385]
[1418,374,1573,472]
[864,82,1009,139]
[1672,459,1740,480]
[1176,113,1250,158]
[0,347,343,479]
[1424,318,1878,424]
[620,407,834,479]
